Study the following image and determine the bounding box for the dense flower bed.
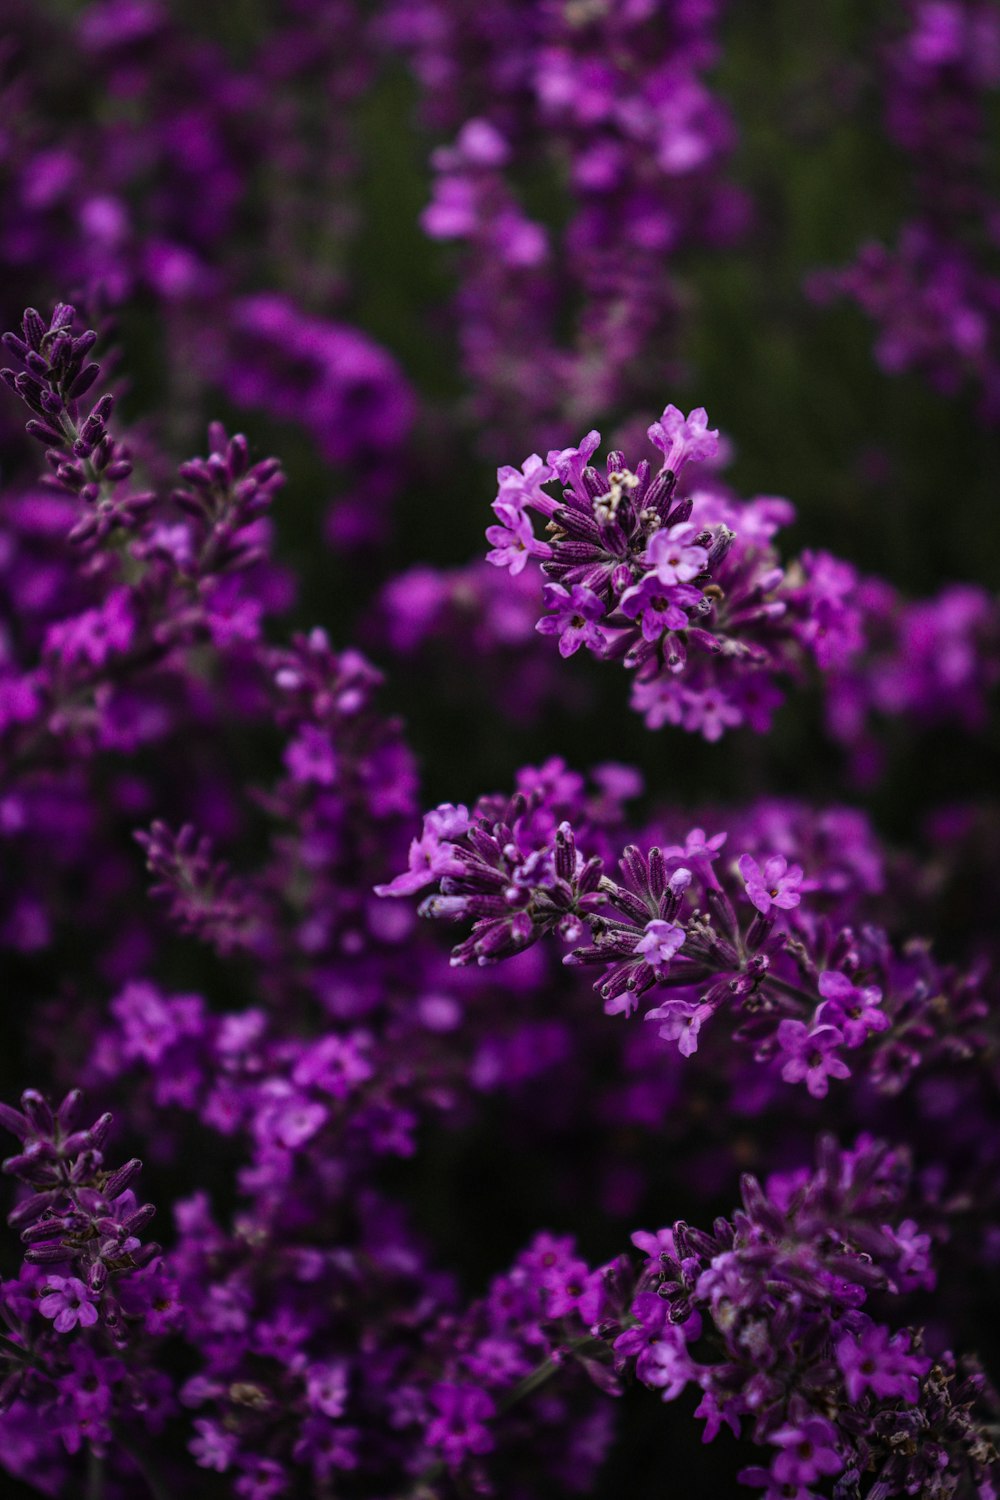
[0,3,997,1497]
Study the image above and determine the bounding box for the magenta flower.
[495,452,554,512]
[630,1227,676,1262]
[883,1218,936,1292]
[681,686,744,741]
[544,1260,604,1322]
[769,1415,843,1485]
[304,1362,349,1419]
[614,1292,675,1374]
[615,1294,692,1398]
[425,1384,495,1465]
[485,503,552,574]
[634,919,686,974]
[374,803,470,897]
[697,1390,742,1443]
[646,404,719,475]
[815,970,889,1047]
[642,523,709,585]
[535,583,607,658]
[255,1086,328,1150]
[662,827,727,888]
[836,1323,931,1405]
[284,724,338,786]
[44,587,135,668]
[776,1020,850,1097]
[38,1276,99,1333]
[292,1034,374,1099]
[737,1465,813,1500]
[545,429,601,488]
[619,575,700,640]
[646,999,712,1058]
[738,853,805,914]
[190,1418,238,1473]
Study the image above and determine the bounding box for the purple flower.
[110,981,205,1066]
[883,1218,936,1293]
[630,1227,676,1262]
[425,1384,495,1465]
[495,452,554,510]
[234,1458,288,1499]
[738,853,805,914]
[815,970,889,1047]
[544,1260,604,1322]
[642,523,709,585]
[284,724,338,786]
[292,1035,374,1099]
[536,583,607,658]
[737,1466,813,1500]
[680,686,743,741]
[634,919,686,975]
[646,404,719,475]
[304,1362,349,1419]
[769,1415,842,1484]
[836,1323,931,1405]
[546,430,601,488]
[638,1334,692,1403]
[190,1418,238,1473]
[697,1390,742,1443]
[776,1020,851,1097]
[43,588,135,668]
[374,804,470,897]
[614,1292,692,1395]
[661,827,727,886]
[253,1083,328,1150]
[38,1276,99,1333]
[645,999,712,1058]
[619,574,699,641]
[485,504,552,574]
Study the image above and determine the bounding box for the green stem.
[767,975,820,1010]
[85,1449,104,1500]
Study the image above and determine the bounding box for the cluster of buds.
[0,1090,158,1343]
[486,405,863,739]
[1,305,151,546]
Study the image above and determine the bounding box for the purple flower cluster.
[0,1091,176,1468]
[372,559,589,724]
[220,295,415,546]
[0,0,997,1491]
[385,769,992,1108]
[0,282,997,1491]
[826,577,1000,781]
[390,0,746,447]
[813,2,1000,417]
[605,1137,997,1500]
[484,405,864,738]
[0,1,412,542]
[0,307,288,785]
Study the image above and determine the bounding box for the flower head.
[738,853,804,914]
[486,504,552,574]
[634,919,686,974]
[425,1384,495,1466]
[374,804,470,897]
[776,1020,850,1097]
[836,1323,931,1405]
[646,404,719,475]
[816,970,889,1047]
[536,583,607,658]
[39,1276,99,1333]
[645,999,713,1057]
[642,523,709,585]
